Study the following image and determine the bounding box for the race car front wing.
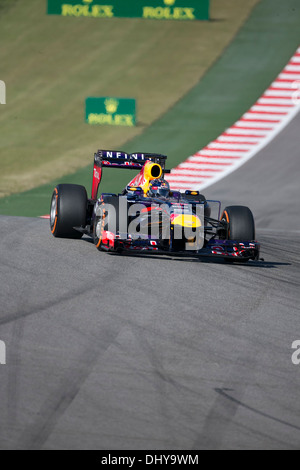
[98,230,260,261]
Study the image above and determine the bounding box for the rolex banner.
[86,97,136,127]
[47,0,210,21]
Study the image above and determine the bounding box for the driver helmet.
[148,179,170,198]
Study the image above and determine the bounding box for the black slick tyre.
[221,205,255,241]
[50,184,87,239]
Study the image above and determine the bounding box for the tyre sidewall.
[50,184,87,239]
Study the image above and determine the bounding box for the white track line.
[166,46,300,192]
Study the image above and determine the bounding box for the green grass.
[1,0,300,217]
[0,0,259,201]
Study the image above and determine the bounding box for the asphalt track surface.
[0,113,300,450]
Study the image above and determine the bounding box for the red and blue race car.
[50,150,260,262]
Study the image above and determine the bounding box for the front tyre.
[221,205,255,241]
[50,184,87,239]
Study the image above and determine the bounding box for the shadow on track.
[106,251,290,269]
[81,237,290,268]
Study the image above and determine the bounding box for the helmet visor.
[157,187,169,197]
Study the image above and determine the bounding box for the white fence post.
[0,341,6,365]
[0,80,6,105]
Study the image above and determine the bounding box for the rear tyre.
[221,205,255,241]
[50,184,87,239]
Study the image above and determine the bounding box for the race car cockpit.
[147,179,170,198]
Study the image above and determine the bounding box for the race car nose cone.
[171,214,201,228]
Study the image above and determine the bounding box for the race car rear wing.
[91,150,171,199]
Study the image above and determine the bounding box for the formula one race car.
[50,151,260,262]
